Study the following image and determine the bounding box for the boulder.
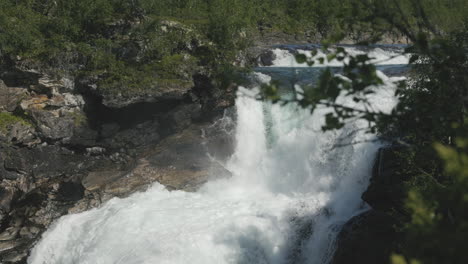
[362,146,409,214]
[258,49,277,66]
[331,210,397,264]
[103,119,160,149]
[82,123,233,201]
[100,80,194,108]
[2,145,93,180]
[29,75,74,95]
[19,93,97,143]
[0,69,40,87]
[0,187,19,213]
[0,80,28,112]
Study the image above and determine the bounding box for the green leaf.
[295,54,307,64]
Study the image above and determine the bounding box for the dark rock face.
[0,81,28,113]
[258,50,277,66]
[362,147,409,214]
[99,80,195,109]
[331,210,397,264]
[0,51,236,262]
[332,146,410,264]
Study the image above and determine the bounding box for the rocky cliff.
[331,146,411,264]
[0,23,246,263]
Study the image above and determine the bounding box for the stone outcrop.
[331,210,397,264]
[362,147,409,214]
[0,47,235,262]
[332,146,410,264]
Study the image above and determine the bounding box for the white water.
[271,47,409,67]
[29,48,402,264]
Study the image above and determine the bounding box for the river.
[28,45,408,264]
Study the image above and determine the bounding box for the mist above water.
[29,47,403,264]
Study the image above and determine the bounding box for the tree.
[260,1,468,263]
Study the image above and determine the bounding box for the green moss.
[68,111,88,127]
[93,52,197,97]
[0,112,31,133]
[156,54,198,79]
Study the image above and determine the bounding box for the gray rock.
[101,80,194,108]
[0,240,20,253]
[7,122,38,146]
[86,147,106,156]
[0,187,19,212]
[0,80,28,112]
[362,146,409,214]
[30,75,72,96]
[2,145,94,180]
[56,181,85,202]
[105,120,160,149]
[0,69,40,87]
[159,104,202,135]
[331,210,397,264]
[101,123,120,138]
[258,49,277,66]
[0,227,19,241]
[81,122,233,202]
[19,226,40,239]
[30,109,75,140]
[19,93,90,141]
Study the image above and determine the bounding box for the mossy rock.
[0,112,31,133]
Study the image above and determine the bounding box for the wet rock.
[56,182,85,202]
[0,68,40,87]
[362,146,409,214]
[0,240,21,253]
[101,123,120,138]
[258,49,277,66]
[128,124,231,192]
[19,226,40,239]
[159,104,202,135]
[82,166,127,192]
[104,120,160,149]
[1,250,27,263]
[0,227,20,241]
[86,147,106,156]
[101,80,194,108]
[331,210,397,264]
[0,187,20,212]
[202,109,236,161]
[0,18,237,263]
[67,125,99,147]
[81,123,233,200]
[2,145,93,180]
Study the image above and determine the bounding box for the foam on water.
[29,53,402,264]
[271,47,409,67]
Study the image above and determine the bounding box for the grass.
[0,112,31,133]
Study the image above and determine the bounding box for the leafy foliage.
[258,1,468,263]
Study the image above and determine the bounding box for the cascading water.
[28,46,406,264]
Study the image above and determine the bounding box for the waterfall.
[28,47,404,264]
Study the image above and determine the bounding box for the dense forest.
[1,0,467,263]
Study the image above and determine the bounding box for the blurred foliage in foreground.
[260,1,468,263]
[1,0,468,262]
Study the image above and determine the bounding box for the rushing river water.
[29,46,407,264]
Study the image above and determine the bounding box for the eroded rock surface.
[332,146,410,264]
[331,210,397,264]
[0,56,235,263]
